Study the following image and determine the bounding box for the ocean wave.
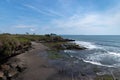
[82,59,114,67]
[74,41,99,50]
[64,50,76,53]
[68,54,114,67]
[108,52,120,57]
[85,51,120,67]
[65,50,120,67]
[64,40,120,67]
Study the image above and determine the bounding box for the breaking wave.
[74,41,100,50]
[84,51,120,67]
[62,35,120,67]
[82,59,114,67]
[64,41,120,67]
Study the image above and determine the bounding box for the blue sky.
[0,0,120,35]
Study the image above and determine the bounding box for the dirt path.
[16,42,56,80]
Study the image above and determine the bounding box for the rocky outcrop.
[61,43,87,50]
[0,58,27,80]
[53,43,87,50]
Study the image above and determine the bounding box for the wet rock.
[0,71,4,78]
[10,63,18,69]
[7,69,18,78]
[1,65,10,71]
[62,43,87,50]
[16,63,26,72]
[0,61,27,80]
[53,43,87,51]
[64,39,75,41]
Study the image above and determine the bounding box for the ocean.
[62,35,120,68]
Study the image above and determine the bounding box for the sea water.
[62,35,120,68]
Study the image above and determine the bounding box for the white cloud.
[52,12,120,28]
[30,28,36,32]
[24,4,53,16]
[15,25,34,28]
[48,5,120,35]
[13,24,37,33]
[15,1,120,35]
[24,4,63,17]
[15,25,37,31]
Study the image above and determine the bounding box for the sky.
[0,0,120,35]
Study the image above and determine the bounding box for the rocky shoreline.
[0,42,87,80]
[0,34,84,80]
[0,47,31,80]
[0,57,27,80]
[0,34,119,80]
[0,41,119,80]
[44,40,120,80]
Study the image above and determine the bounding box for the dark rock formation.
[0,58,27,80]
[53,43,87,50]
[62,43,87,50]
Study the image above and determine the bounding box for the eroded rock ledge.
[0,58,26,80]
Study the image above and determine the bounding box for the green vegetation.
[44,41,86,60]
[44,42,66,50]
[44,42,86,51]
[47,50,63,59]
[95,75,113,80]
[0,34,31,61]
[42,34,86,59]
[0,33,73,62]
[93,67,101,73]
[0,33,85,61]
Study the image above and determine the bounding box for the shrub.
[0,35,31,61]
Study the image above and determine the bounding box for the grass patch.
[43,42,67,50]
[93,67,101,73]
[0,34,31,61]
[47,50,64,59]
[95,75,113,80]
[0,33,74,62]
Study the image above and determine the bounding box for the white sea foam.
[74,41,99,50]
[82,59,114,67]
[84,51,120,67]
[108,52,120,57]
[65,40,120,67]
[64,50,76,53]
